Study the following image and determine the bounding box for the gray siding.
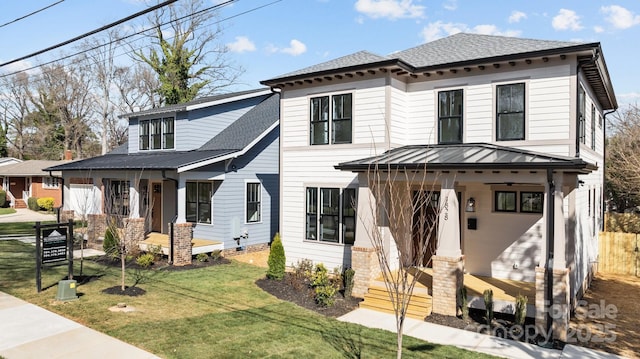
[192,126,279,249]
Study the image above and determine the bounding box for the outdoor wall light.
[466,197,476,212]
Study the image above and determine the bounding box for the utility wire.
[0,0,65,29]
[0,0,178,69]
[0,0,281,80]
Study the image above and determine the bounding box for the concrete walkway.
[0,208,57,223]
[338,308,628,359]
[0,292,160,359]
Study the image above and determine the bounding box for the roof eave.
[335,161,596,173]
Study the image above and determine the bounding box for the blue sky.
[1,0,639,108]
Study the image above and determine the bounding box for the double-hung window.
[43,177,60,189]
[310,93,352,145]
[590,104,596,150]
[438,89,463,144]
[306,187,356,245]
[496,83,525,141]
[578,86,586,144]
[139,117,175,150]
[186,181,212,224]
[246,182,261,223]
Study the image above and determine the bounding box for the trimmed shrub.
[483,289,494,326]
[343,267,355,297]
[136,253,155,268]
[312,263,337,307]
[266,233,286,280]
[103,228,119,259]
[457,287,468,320]
[28,197,39,211]
[514,293,528,327]
[37,197,55,212]
[210,250,222,261]
[196,253,209,262]
[0,189,6,207]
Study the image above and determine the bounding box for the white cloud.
[593,25,604,33]
[354,0,425,20]
[601,5,640,29]
[421,21,521,42]
[443,0,457,11]
[552,9,583,31]
[508,10,527,23]
[227,36,256,53]
[281,39,307,56]
[0,59,39,76]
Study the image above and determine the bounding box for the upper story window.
[140,117,175,150]
[496,83,525,141]
[43,177,60,189]
[310,93,352,145]
[438,89,463,144]
[578,86,586,144]
[591,104,596,150]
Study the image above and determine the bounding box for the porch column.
[351,173,381,298]
[536,171,570,341]
[432,175,464,316]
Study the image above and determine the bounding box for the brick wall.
[172,223,194,266]
[431,255,464,316]
[535,266,570,341]
[123,218,145,254]
[351,246,380,298]
[223,242,269,257]
[60,210,75,223]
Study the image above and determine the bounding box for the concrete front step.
[360,285,432,320]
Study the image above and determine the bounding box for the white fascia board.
[177,120,279,173]
[186,89,272,112]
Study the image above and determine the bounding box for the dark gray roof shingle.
[275,51,391,79]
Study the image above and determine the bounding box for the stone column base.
[172,223,194,266]
[535,266,570,342]
[351,246,380,298]
[432,255,464,316]
[87,214,107,250]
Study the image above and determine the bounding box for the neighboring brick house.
[261,33,617,340]
[0,160,67,209]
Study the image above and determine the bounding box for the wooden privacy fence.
[598,232,640,276]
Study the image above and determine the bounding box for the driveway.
[0,208,57,223]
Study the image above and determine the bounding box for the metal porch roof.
[335,143,597,173]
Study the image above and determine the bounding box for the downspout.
[49,170,64,223]
[601,109,616,229]
[162,170,179,264]
[575,49,600,157]
[545,168,555,335]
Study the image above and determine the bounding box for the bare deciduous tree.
[0,72,34,159]
[606,105,640,211]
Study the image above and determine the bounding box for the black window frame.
[590,104,596,150]
[495,191,517,212]
[246,182,261,223]
[305,186,357,244]
[310,93,352,145]
[438,89,464,144]
[496,83,525,141]
[139,117,175,150]
[520,192,543,214]
[107,180,130,216]
[186,181,212,224]
[578,86,586,144]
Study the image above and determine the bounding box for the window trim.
[139,116,176,151]
[309,92,353,146]
[43,177,61,189]
[520,191,543,214]
[495,191,517,212]
[107,180,130,216]
[245,181,262,224]
[305,186,357,245]
[438,89,463,144]
[590,104,596,150]
[578,86,586,144]
[496,82,526,141]
[186,181,213,224]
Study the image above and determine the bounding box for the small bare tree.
[362,160,441,359]
[606,104,640,211]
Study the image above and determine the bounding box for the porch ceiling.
[335,143,597,173]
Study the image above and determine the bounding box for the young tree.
[362,160,440,359]
[606,105,640,211]
[135,0,242,105]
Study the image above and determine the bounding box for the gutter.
[575,49,600,157]
[545,168,555,335]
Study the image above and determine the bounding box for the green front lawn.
[0,240,496,358]
[0,208,16,215]
[0,221,57,235]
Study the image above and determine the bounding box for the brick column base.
[351,246,380,298]
[123,218,145,254]
[432,255,464,316]
[60,210,75,223]
[172,223,194,266]
[535,266,570,341]
[87,214,107,250]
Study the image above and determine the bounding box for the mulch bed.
[89,254,231,272]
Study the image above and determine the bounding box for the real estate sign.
[35,221,74,292]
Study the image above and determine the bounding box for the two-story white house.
[261,33,617,340]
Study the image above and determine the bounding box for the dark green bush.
[483,288,494,326]
[266,233,285,280]
[0,189,6,207]
[136,253,155,268]
[343,267,355,297]
[28,197,39,211]
[103,228,119,259]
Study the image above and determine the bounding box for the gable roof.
[335,143,596,173]
[46,93,280,173]
[261,33,616,110]
[0,160,68,176]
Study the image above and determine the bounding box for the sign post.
[34,220,74,293]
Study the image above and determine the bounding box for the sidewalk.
[0,208,57,223]
[338,308,627,359]
[0,292,160,359]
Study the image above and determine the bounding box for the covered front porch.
[139,232,224,255]
[337,143,596,340]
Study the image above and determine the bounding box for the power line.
[0,0,65,29]
[0,0,178,69]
